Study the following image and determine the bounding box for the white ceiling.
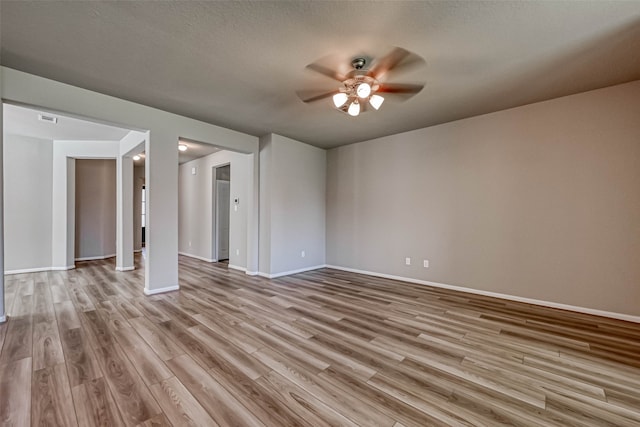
[3,103,131,141]
[2,2,640,149]
[177,140,221,165]
[4,104,219,165]
[134,140,221,166]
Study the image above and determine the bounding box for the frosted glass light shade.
[347,101,360,116]
[333,93,348,108]
[356,83,371,98]
[178,144,188,152]
[133,155,141,161]
[369,94,385,110]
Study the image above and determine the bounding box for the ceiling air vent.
[38,114,58,124]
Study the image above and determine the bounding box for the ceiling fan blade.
[385,55,426,77]
[369,47,415,78]
[305,62,346,82]
[377,83,424,94]
[296,89,337,103]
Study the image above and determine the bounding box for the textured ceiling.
[2,1,640,149]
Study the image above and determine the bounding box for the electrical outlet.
[236,249,240,256]
[301,250,306,258]
[423,259,429,268]
[188,241,192,247]
[405,257,411,266]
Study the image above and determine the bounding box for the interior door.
[216,180,230,260]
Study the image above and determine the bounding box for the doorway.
[177,145,253,273]
[214,164,231,261]
[74,159,117,265]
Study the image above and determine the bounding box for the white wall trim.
[0,315,6,323]
[325,265,640,324]
[144,285,179,295]
[228,264,246,272]
[75,254,116,261]
[134,249,142,253]
[115,266,135,272]
[258,264,326,279]
[51,265,75,271]
[6,265,76,275]
[178,251,216,263]
[5,266,53,275]
[245,271,258,276]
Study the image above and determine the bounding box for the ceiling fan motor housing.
[351,57,367,70]
[341,75,380,95]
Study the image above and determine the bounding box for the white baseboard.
[5,265,76,275]
[325,265,640,324]
[75,254,116,261]
[0,315,6,323]
[134,249,142,253]
[228,264,247,272]
[178,252,216,263]
[51,265,76,271]
[258,264,326,279]
[245,271,259,276]
[5,266,53,275]
[144,285,180,295]
[115,266,135,272]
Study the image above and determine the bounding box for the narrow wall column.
[65,158,76,267]
[0,98,5,322]
[245,152,259,274]
[144,131,179,294]
[258,135,273,275]
[51,146,76,270]
[116,156,134,271]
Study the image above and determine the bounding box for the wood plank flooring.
[1,254,639,426]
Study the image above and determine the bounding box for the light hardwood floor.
[1,255,639,426]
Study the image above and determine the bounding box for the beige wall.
[3,134,53,271]
[75,159,117,260]
[260,134,326,276]
[178,150,250,268]
[327,80,640,317]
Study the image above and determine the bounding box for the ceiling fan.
[297,47,425,117]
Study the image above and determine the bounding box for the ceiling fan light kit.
[335,58,383,117]
[369,94,385,110]
[347,99,361,116]
[356,81,372,98]
[333,92,349,108]
[298,47,425,118]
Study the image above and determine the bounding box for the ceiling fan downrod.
[352,58,366,70]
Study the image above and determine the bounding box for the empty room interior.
[1,2,639,426]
